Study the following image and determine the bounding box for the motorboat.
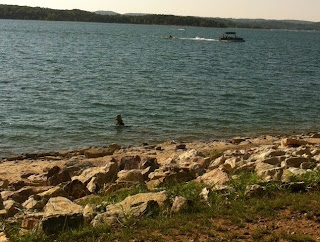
[219,32,245,42]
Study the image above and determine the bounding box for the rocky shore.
[1,131,320,241]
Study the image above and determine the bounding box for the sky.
[0,0,319,22]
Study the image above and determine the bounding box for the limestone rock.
[245,184,266,197]
[178,149,200,161]
[231,137,247,144]
[283,157,310,168]
[171,196,191,213]
[224,157,241,169]
[116,170,145,184]
[253,150,286,161]
[0,180,9,189]
[21,171,38,179]
[84,144,121,158]
[38,186,68,200]
[282,182,307,192]
[22,196,47,211]
[282,168,308,182]
[86,177,99,193]
[196,169,229,187]
[73,162,118,185]
[0,232,9,242]
[140,157,159,172]
[1,186,50,203]
[313,154,320,162]
[177,161,204,177]
[0,195,3,210]
[91,192,168,227]
[199,187,210,203]
[46,166,61,179]
[119,155,141,170]
[146,178,166,190]
[44,197,83,216]
[47,168,71,186]
[41,213,84,235]
[293,147,312,157]
[65,161,95,176]
[21,213,43,230]
[3,199,22,217]
[281,138,307,148]
[208,156,226,170]
[27,174,47,186]
[176,144,187,150]
[234,162,256,173]
[255,162,283,181]
[300,162,315,170]
[147,166,195,188]
[83,204,97,223]
[261,157,281,166]
[0,210,7,219]
[63,180,90,200]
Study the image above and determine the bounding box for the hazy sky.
[1,0,319,22]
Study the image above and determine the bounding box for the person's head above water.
[116,114,124,126]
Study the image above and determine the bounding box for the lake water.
[0,20,319,157]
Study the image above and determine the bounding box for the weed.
[280,232,316,242]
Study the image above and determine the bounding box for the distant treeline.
[0,4,319,31]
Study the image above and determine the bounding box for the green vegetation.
[0,4,319,31]
[5,171,320,241]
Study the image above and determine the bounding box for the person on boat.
[168,35,173,39]
[116,114,124,126]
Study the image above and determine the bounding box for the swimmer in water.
[116,114,124,126]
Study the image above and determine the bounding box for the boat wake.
[178,36,218,42]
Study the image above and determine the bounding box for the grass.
[6,171,320,241]
[77,183,149,207]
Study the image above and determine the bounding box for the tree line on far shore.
[0,4,319,31]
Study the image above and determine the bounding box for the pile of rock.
[0,133,319,237]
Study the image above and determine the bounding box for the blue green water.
[0,20,319,156]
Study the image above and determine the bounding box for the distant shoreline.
[0,4,319,31]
